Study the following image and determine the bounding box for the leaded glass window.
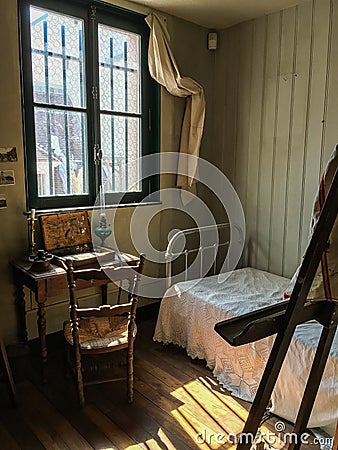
[30,7,88,197]
[19,0,159,210]
[98,25,141,193]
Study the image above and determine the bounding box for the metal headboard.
[165,222,230,289]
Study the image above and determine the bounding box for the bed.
[154,222,338,437]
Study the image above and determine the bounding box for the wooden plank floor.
[0,317,325,450]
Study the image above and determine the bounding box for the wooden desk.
[10,253,138,382]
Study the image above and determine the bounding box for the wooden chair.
[63,255,145,407]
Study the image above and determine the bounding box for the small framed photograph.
[0,194,7,209]
[0,170,15,186]
[0,147,18,162]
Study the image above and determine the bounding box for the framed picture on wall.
[0,170,15,186]
[0,194,7,209]
[0,147,17,162]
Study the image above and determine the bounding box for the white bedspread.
[153,267,338,434]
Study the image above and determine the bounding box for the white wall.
[214,0,338,278]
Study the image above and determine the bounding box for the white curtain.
[145,12,206,190]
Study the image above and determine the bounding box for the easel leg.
[238,325,297,450]
[289,325,337,450]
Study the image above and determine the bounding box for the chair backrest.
[65,255,145,346]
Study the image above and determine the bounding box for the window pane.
[100,115,140,192]
[98,24,140,113]
[34,108,88,196]
[30,6,86,108]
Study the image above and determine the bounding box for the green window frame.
[19,0,159,211]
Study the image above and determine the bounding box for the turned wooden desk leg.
[37,300,47,383]
[15,282,28,344]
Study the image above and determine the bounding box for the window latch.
[92,86,98,100]
[90,5,97,20]
[94,144,102,165]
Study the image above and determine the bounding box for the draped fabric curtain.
[145,13,206,190]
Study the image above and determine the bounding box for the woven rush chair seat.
[63,316,137,350]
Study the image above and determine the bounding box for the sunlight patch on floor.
[124,441,162,450]
[122,428,177,449]
[171,408,214,449]
[158,427,180,450]
[170,377,284,449]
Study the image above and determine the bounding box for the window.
[19,0,159,210]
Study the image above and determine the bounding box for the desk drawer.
[46,275,68,297]
[46,276,108,297]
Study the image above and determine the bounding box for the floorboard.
[0,317,322,450]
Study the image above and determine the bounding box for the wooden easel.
[215,167,338,450]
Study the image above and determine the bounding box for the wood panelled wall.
[214,0,338,278]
